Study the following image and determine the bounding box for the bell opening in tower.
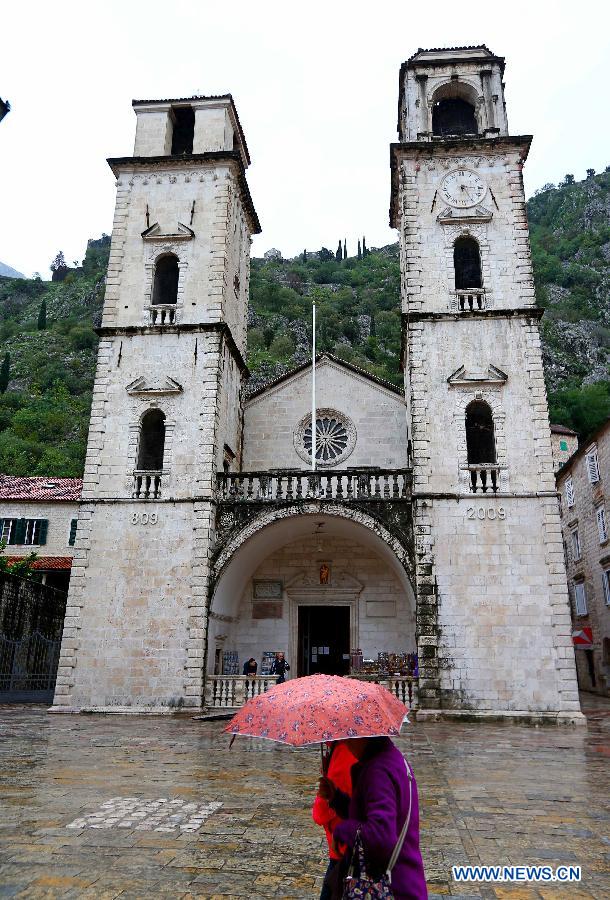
[432,98,478,137]
[170,105,194,155]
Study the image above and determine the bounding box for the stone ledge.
[414,708,587,726]
[48,705,203,715]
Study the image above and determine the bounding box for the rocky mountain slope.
[0,171,608,476]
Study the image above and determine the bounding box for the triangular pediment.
[447,364,508,386]
[126,376,183,396]
[141,222,195,241]
[438,205,493,224]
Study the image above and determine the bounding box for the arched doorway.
[208,511,415,680]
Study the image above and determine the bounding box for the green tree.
[319,247,333,262]
[0,541,38,578]
[336,241,342,261]
[343,239,347,260]
[357,239,362,260]
[37,298,47,330]
[362,236,368,256]
[0,353,9,394]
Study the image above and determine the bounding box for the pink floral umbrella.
[224,674,408,747]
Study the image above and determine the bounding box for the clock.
[439,168,487,209]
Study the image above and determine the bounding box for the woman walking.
[322,736,427,899]
[313,741,357,899]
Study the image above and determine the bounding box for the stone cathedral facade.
[52,47,582,723]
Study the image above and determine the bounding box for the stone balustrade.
[147,304,178,326]
[204,674,418,711]
[203,675,277,709]
[466,464,505,494]
[454,289,486,311]
[133,470,162,499]
[217,468,412,503]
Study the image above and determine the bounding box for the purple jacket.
[333,739,427,899]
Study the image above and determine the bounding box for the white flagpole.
[311,298,316,471]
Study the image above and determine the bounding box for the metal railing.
[133,470,162,499]
[217,468,412,503]
[204,674,418,710]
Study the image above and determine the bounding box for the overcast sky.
[1,0,609,277]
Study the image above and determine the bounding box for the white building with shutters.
[556,419,610,696]
[0,476,82,591]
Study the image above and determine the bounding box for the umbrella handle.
[229,734,236,750]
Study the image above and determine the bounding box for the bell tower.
[392,47,583,721]
[53,95,260,712]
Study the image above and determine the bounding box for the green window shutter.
[68,519,77,546]
[14,518,26,544]
[38,519,48,546]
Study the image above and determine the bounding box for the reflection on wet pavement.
[0,694,608,898]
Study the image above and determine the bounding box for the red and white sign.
[572,627,594,647]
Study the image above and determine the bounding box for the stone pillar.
[415,74,429,138]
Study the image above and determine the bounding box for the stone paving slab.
[0,696,608,897]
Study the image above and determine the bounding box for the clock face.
[440,169,487,208]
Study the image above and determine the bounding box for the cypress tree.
[357,239,362,261]
[0,352,9,394]
[362,236,367,257]
[303,249,307,262]
[336,241,342,261]
[343,239,347,260]
[37,298,47,330]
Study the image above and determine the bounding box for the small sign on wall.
[253,580,283,599]
[252,601,283,619]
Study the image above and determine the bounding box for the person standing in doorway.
[271,651,290,684]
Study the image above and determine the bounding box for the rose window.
[294,409,356,467]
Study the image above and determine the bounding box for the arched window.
[454,237,482,291]
[152,255,179,306]
[432,98,478,137]
[466,401,496,465]
[137,409,166,471]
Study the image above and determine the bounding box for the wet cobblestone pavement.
[0,696,608,898]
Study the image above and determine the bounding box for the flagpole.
[311,298,316,471]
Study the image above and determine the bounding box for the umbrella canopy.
[224,674,408,747]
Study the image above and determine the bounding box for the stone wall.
[243,358,409,471]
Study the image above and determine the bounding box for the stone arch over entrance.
[208,505,416,678]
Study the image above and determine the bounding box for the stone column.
[415,74,429,137]
[481,70,499,135]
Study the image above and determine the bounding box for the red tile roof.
[0,475,82,501]
[7,556,73,570]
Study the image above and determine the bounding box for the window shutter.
[571,530,581,560]
[38,519,48,546]
[68,519,77,546]
[603,571,610,606]
[574,582,587,616]
[586,449,600,484]
[597,507,608,543]
[565,478,575,508]
[14,518,26,544]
